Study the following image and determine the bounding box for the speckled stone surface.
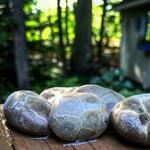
[111,94,150,145]
[49,92,109,141]
[75,84,125,114]
[4,90,51,136]
[40,87,77,100]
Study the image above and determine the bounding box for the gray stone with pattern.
[49,92,109,141]
[4,90,51,136]
[111,94,150,145]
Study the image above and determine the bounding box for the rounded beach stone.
[4,90,51,136]
[111,94,150,145]
[75,84,124,114]
[40,87,77,100]
[49,92,109,141]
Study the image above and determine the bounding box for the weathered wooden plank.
[62,140,97,150]
[73,144,93,150]
[46,136,74,150]
[11,130,75,150]
[64,146,75,150]
[11,130,50,150]
[0,105,13,150]
[1,104,150,150]
[91,130,150,150]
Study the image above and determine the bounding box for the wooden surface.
[0,105,150,150]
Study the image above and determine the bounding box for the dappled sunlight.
[93,0,101,5]
[1,0,150,104]
[36,0,53,10]
[134,65,142,83]
[36,0,78,10]
[35,0,105,11]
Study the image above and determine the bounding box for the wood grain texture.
[0,105,150,150]
[10,128,150,150]
[0,105,13,150]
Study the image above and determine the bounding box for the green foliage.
[120,89,143,98]
[1,67,149,103]
[89,68,149,98]
[2,0,149,103]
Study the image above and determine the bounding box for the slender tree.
[57,0,67,75]
[65,0,69,45]
[71,0,93,74]
[48,15,55,45]
[12,0,30,89]
[98,0,107,58]
[36,10,42,48]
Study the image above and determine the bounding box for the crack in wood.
[12,144,16,150]
[72,145,78,150]
[0,105,14,150]
[88,142,96,150]
[43,140,53,150]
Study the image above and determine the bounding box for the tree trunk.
[12,0,30,89]
[57,0,67,75]
[37,10,42,48]
[98,0,107,59]
[65,0,69,45]
[48,15,55,45]
[105,28,109,47]
[71,0,93,74]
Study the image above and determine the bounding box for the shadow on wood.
[0,105,149,150]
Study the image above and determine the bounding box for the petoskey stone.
[74,84,125,114]
[49,92,109,141]
[111,94,150,145]
[4,90,51,136]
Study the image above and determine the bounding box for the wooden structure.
[0,105,149,150]
[114,0,150,88]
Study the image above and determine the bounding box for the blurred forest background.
[0,0,148,102]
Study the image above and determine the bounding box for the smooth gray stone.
[4,90,51,136]
[111,94,150,145]
[49,92,109,141]
[40,87,77,100]
[75,84,125,114]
